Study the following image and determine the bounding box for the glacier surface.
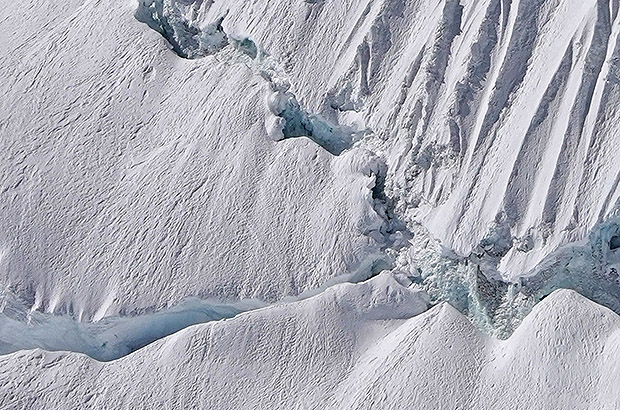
[1,0,620,408]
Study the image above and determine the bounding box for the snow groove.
[541,0,613,231]
[502,42,574,227]
[453,0,548,235]
[449,0,501,161]
[421,0,463,136]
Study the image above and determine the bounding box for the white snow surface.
[1,275,619,409]
[2,0,620,407]
[2,0,619,318]
[0,0,391,320]
[197,0,620,278]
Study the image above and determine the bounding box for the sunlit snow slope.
[196,0,620,278]
[1,0,620,407]
[0,0,392,321]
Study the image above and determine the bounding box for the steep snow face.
[193,0,620,279]
[2,0,618,323]
[0,0,392,321]
[1,277,619,409]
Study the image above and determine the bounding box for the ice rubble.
[135,0,228,58]
[136,0,359,155]
[391,210,620,338]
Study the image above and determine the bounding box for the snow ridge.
[2,280,620,409]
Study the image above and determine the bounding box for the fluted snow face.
[195,0,620,278]
[2,1,620,407]
[2,0,618,320]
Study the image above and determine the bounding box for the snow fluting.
[1,0,620,408]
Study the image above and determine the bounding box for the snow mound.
[1,279,618,409]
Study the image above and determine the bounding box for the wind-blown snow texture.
[1,0,620,408]
[0,0,390,321]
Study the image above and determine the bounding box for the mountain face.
[1,0,619,408]
[194,0,620,278]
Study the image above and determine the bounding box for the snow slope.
[0,0,391,321]
[2,0,619,320]
[1,275,619,409]
[196,0,620,278]
[2,0,620,407]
